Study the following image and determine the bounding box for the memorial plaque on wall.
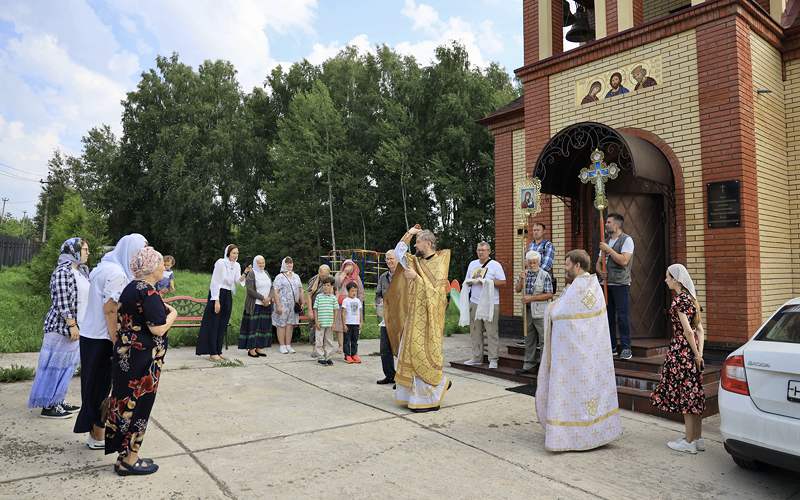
[707,180,740,228]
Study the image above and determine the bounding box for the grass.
[0,267,467,354]
[213,358,244,368]
[0,364,36,383]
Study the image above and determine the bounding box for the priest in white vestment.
[536,249,622,452]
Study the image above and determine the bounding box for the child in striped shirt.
[313,276,339,365]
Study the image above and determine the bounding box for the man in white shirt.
[463,241,507,369]
[596,213,635,360]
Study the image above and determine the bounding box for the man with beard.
[384,225,452,412]
[535,249,622,451]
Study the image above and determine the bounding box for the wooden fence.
[0,236,40,268]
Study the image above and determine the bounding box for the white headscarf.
[668,263,697,300]
[252,255,271,297]
[223,244,238,272]
[280,257,293,274]
[98,233,148,281]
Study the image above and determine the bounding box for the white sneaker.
[279,345,287,354]
[287,346,296,354]
[488,360,498,369]
[696,438,706,452]
[463,359,482,366]
[667,438,697,454]
[86,435,104,450]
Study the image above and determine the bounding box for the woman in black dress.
[105,246,177,475]
[650,263,706,454]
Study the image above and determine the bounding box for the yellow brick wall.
[512,128,526,316]
[548,30,706,308]
[643,0,690,22]
[551,196,566,273]
[751,33,793,319]
[783,57,800,297]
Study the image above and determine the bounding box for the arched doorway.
[533,122,676,340]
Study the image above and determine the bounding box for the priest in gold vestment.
[384,226,452,412]
[535,249,622,451]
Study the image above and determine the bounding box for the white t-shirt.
[81,264,128,340]
[465,259,506,305]
[72,268,91,327]
[599,235,635,286]
[341,297,362,325]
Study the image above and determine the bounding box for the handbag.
[283,273,302,314]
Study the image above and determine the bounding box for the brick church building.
[481,0,800,350]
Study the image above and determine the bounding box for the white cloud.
[307,34,373,65]
[397,2,504,68]
[110,0,318,90]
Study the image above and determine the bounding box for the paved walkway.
[1,335,799,499]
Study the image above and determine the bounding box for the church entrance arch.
[533,122,677,340]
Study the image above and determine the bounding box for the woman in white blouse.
[196,244,250,361]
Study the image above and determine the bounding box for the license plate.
[789,380,800,403]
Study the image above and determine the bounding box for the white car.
[719,298,800,472]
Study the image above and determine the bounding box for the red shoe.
[345,356,354,364]
[352,354,362,364]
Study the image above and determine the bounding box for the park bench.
[163,295,230,349]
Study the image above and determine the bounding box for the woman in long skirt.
[28,238,90,418]
[196,244,249,361]
[106,246,177,476]
[239,255,277,357]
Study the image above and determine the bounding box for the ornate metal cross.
[579,149,619,210]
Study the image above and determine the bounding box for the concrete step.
[617,382,720,421]
[449,361,536,385]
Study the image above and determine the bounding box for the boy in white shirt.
[341,283,363,364]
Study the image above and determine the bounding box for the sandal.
[114,458,159,476]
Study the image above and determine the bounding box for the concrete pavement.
[1,335,799,499]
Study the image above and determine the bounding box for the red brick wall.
[696,17,761,344]
[494,131,515,315]
[607,0,619,36]
[634,0,644,26]
[524,0,538,66]
[552,0,563,55]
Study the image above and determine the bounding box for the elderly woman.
[28,238,90,419]
[306,264,332,354]
[513,250,554,375]
[650,264,707,454]
[239,255,277,357]
[106,246,177,476]
[197,244,250,361]
[272,257,305,354]
[333,259,364,352]
[75,233,147,450]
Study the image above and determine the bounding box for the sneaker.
[352,355,362,364]
[488,360,498,369]
[60,401,80,412]
[287,346,296,354]
[40,405,73,419]
[325,359,334,365]
[279,345,287,354]
[463,359,482,366]
[667,438,697,454]
[696,438,706,452]
[611,349,619,357]
[317,359,328,365]
[345,356,354,364]
[620,348,633,360]
[86,435,105,450]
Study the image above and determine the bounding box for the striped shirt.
[314,293,339,328]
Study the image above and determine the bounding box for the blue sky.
[0,0,525,218]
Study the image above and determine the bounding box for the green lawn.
[0,267,467,353]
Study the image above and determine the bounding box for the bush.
[29,191,108,293]
[0,364,36,383]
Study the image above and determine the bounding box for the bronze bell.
[565,0,595,43]
[563,0,576,27]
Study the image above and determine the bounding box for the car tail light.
[721,355,749,396]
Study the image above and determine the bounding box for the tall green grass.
[0,267,466,353]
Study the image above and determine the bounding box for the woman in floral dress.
[650,263,706,454]
[272,257,305,354]
[105,247,177,476]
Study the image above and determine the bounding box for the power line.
[0,170,41,183]
[0,161,48,177]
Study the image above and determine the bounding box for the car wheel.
[732,456,761,471]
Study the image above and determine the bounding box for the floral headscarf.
[57,237,82,266]
[338,259,361,284]
[130,246,163,280]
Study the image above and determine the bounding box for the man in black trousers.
[375,249,398,384]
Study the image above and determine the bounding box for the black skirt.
[196,289,232,355]
[239,304,272,349]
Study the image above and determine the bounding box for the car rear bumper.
[719,387,800,470]
[724,439,800,473]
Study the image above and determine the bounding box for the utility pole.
[40,179,51,243]
[0,197,7,221]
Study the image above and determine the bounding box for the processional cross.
[579,149,619,302]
